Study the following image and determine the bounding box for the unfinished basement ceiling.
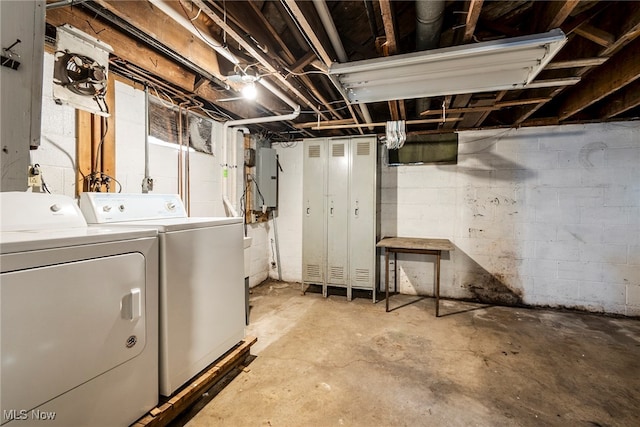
[45,0,640,140]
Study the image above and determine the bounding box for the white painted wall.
[274,124,639,316]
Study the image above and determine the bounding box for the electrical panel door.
[302,140,326,284]
[326,139,349,286]
[348,137,377,290]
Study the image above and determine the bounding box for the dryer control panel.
[80,193,186,223]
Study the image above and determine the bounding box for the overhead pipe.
[415,0,445,115]
[312,0,375,131]
[46,0,88,9]
[221,79,301,217]
[148,0,239,65]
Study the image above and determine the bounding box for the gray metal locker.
[348,137,377,296]
[302,136,378,301]
[326,139,350,292]
[302,140,326,285]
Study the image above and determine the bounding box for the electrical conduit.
[222,79,300,217]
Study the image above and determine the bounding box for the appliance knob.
[119,204,125,212]
[50,204,61,212]
[103,205,112,212]
[167,202,176,211]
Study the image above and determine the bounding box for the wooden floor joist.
[132,336,257,427]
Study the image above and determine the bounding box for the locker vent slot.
[306,264,321,279]
[332,144,345,157]
[356,142,370,156]
[308,145,321,158]
[329,266,344,281]
[355,268,369,282]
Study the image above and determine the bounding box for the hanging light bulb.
[242,82,257,100]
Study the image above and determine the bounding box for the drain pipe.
[415,0,445,115]
[222,79,300,217]
[312,0,374,131]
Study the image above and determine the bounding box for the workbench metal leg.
[385,249,389,312]
[435,251,441,317]
[393,252,398,293]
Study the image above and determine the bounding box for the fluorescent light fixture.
[328,29,567,104]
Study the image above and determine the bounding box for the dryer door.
[1,253,147,416]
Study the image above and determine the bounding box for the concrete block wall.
[381,123,640,316]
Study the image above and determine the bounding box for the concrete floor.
[184,280,640,427]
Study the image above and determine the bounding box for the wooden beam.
[574,23,615,48]
[289,51,317,73]
[94,0,221,76]
[420,97,552,116]
[597,79,640,119]
[558,36,640,120]
[378,0,406,122]
[303,117,463,131]
[295,118,356,129]
[379,0,398,55]
[75,110,92,196]
[462,0,484,43]
[531,0,580,33]
[545,57,610,69]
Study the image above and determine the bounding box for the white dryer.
[0,192,159,427]
[79,193,245,397]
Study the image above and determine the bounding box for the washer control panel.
[79,193,186,223]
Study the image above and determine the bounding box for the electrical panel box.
[253,147,277,209]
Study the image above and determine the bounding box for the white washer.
[0,192,159,427]
[80,193,245,397]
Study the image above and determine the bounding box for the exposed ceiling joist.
[559,36,640,120]
[597,78,640,119]
[531,0,580,33]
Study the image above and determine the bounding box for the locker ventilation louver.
[356,142,370,156]
[308,145,321,158]
[329,266,344,282]
[332,144,345,157]
[306,264,321,279]
[355,268,369,282]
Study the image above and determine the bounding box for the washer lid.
[1,226,157,254]
[90,216,243,232]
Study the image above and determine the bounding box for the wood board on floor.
[132,336,257,427]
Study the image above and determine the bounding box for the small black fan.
[54,51,107,97]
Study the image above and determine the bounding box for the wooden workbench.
[376,237,454,317]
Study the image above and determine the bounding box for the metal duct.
[312,0,374,131]
[415,0,445,115]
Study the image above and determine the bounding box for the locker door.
[326,138,349,286]
[302,140,326,284]
[349,137,376,291]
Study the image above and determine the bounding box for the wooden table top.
[376,237,454,251]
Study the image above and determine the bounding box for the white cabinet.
[302,135,378,301]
